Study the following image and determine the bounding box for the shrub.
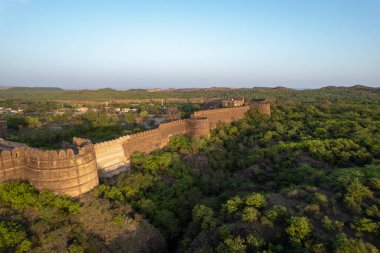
[367,178,380,191]
[241,207,260,223]
[245,193,266,209]
[192,204,217,231]
[224,196,243,214]
[246,233,265,248]
[286,216,313,244]
[334,233,378,253]
[104,186,125,201]
[365,205,380,219]
[261,205,287,227]
[344,179,373,213]
[0,221,31,253]
[112,214,125,226]
[350,218,379,235]
[218,236,247,253]
[68,243,84,253]
[0,182,80,214]
[322,216,344,232]
[313,192,329,207]
[118,173,155,199]
[218,225,232,240]
[303,203,321,216]
[286,188,308,199]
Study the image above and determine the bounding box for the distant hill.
[0,86,12,90]
[0,85,379,103]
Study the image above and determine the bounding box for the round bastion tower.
[0,137,99,197]
[251,99,271,115]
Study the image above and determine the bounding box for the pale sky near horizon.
[0,0,379,89]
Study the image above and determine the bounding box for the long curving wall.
[0,102,270,196]
[95,102,270,176]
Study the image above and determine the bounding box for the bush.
[0,182,80,214]
[350,218,379,235]
[94,185,124,202]
[245,193,266,209]
[218,225,232,240]
[286,216,313,244]
[118,173,155,199]
[313,192,329,207]
[334,234,378,253]
[0,221,31,253]
[224,196,243,214]
[365,205,380,219]
[218,236,247,253]
[246,233,265,248]
[303,203,321,216]
[261,205,288,227]
[322,216,344,232]
[344,180,373,214]
[192,204,217,231]
[241,207,260,223]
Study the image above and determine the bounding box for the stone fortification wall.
[193,102,270,129]
[122,118,210,158]
[192,106,251,130]
[0,138,98,196]
[251,101,271,115]
[93,137,128,175]
[0,102,270,196]
[95,103,270,176]
[94,118,211,176]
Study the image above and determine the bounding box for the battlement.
[192,105,252,116]
[0,138,98,197]
[0,102,270,196]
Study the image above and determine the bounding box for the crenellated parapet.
[1,101,270,195]
[0,138,98,197]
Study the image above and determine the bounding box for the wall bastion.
[0,137,99,196]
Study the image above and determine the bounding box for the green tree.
[334,234,378,253]
[286,216,313,244]
[192,204,217,231]
[245,193,266,209]
[241,207,260,223]
[139,110,149,120]
[246,233,265,248]
[124,112,136,124]
[0,221,31,253]
[224,196,243,214]
[218,236,247,253]
[25,116,41,128]
[261,205,288,227]
[350,218,379,235]
[344,179,373,213]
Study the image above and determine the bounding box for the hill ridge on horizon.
[0,84,379,92]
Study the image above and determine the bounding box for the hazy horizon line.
[1,83,379,91]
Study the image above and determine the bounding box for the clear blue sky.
[0,0,379,89]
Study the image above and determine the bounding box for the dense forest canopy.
[0,87,380,252]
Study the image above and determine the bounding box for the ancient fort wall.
[0,102,270,196]
[0,138,98,197]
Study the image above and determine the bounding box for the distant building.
[221,98,245,107]
[0,120,7,138]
